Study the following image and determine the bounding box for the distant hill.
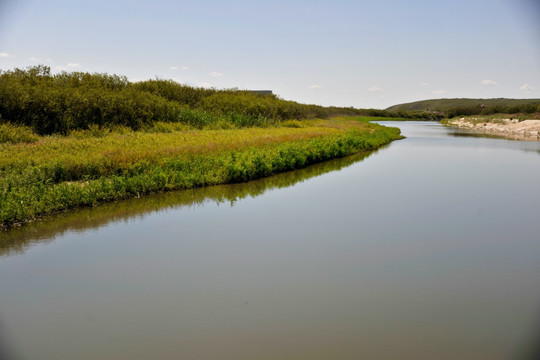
[386,98,540,112]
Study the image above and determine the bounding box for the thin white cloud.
[200,82,212,88]
[368,86,382,92]
[54,63,81,72]
[432,90,445,95]
[181,65,189,70]
[309,84,322,89]
[29,57,53,63]
[208,71,223,77]
[170,66,179,70]
[0,52,13,58]
[481,79,498,86]
[419,82,428,87]
[520,84,536,93]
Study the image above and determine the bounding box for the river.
[1,121,540,360]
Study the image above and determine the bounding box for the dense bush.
[0,122,39,144]
[133,79,216,107]
[0,65,415,135]
[198,91,329,120]
[136,80,332,120]
[0,66,189,133]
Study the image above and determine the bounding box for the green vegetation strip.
[0,120,402,228]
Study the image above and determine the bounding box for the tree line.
[0,66,371,134]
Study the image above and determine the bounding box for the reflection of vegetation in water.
[515,314,540,360]
[448,128,540,144]
[0,150,377,257]
[447,129,510,140]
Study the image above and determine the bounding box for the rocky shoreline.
[447,118,540,141]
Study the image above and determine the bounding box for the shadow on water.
[0,149,380,257]
[443,128,540,156]
[516,315,540,360]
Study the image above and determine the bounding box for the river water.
[1,122,540,360]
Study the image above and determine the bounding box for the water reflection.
[2,122,540,360]
[447,126,540,142]
[383,121,540,155]
[522,326,540,360]
[0,150,377,257]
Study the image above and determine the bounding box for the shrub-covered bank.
[0,119,401,228]
[0,66,365,134]
[0,66,405,228]
[0,65,435,135]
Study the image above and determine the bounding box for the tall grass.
[0,120,401,228]
[0,122,39,144]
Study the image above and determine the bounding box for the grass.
[0,119,402,229]
[0,123,39,144]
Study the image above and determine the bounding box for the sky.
[0,0,539,109]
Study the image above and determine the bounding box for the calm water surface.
[1,122,540,360]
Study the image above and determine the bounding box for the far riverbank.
[446,117,540,141]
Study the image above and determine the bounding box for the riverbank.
[445,117,540,140]
[0,118,402,229]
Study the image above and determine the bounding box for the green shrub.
[0,65,404,135]
[281,120,305,128]
[133,79,216,107]
[143,121,193,133]
[0,122,39,144]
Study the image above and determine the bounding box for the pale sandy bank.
[447,118,540,140]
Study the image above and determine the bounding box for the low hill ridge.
[386,98,540,112]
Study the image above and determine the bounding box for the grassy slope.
[386,98,540,112]
[0,119,402,228]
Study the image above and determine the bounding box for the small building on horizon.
[248,90,273,96]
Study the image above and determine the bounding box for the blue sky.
[1,0,539,109]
